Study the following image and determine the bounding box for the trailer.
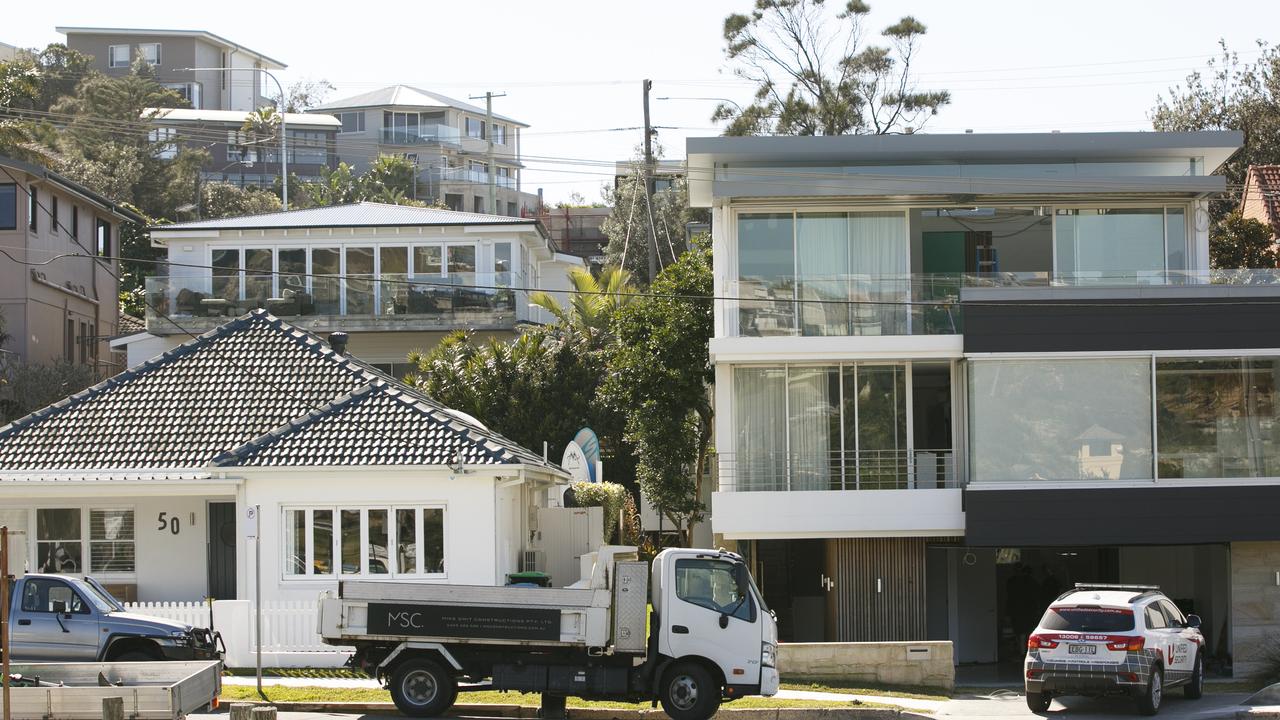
[318,546,779,720]
[0,660,222,720]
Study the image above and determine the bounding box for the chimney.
[329,331,349,356]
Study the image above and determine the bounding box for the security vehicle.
[318,546,780,720]
[1024,583,1204,715]
[4,574,222,662]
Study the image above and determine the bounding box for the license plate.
[1069,644,1097,655]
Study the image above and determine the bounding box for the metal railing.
[380,124,461,146]
[717,449,958,492]
[145,272,520,329]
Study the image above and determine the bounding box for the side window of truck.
[21,579,89,614]
[674,559,756,622]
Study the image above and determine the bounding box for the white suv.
[1024,584,1205,715]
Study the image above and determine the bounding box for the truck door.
[10,577,101,661]
[662,557,762,686]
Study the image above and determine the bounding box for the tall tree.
[717,0,950,136]
[529,266,638,335]
[282,78,336,113]
[1152,41,1280,221]
[602,240,714,546]
[1209,211,1279,270]
[601,154,707,284]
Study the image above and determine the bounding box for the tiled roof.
[1244,165,1280,236]
[0,310,561,474]
[152,202,542,232]
[313,85,526,126]
[117,312,146,336]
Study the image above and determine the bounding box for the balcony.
[380,124,461,147]
[145,273,520,334]
[716,450,958,492]
[431,167,517,188]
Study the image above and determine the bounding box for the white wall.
[236,468,512,603]
[712,488,964,540]
[116,333,181,369]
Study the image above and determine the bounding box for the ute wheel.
[1026,691,1051,713]
[389,658,457,718]
[659,662,721,720]
[1184,653,1204,700]
[114,650,160,662]
[1137,666,1163,716]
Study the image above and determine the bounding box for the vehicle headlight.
[170,631,191,645]
[761,641,776,668]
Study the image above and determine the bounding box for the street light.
[177,66,289,210]
[657,96,745,113]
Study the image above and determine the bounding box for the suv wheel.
[1026,691,1051,713]
[1184,653,1204,699]
[1137,666,1163,716]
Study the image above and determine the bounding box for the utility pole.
[470,91,506,214]
[643,79,657,283]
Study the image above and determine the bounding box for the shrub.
[569,481,630,544]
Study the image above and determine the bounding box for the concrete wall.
[778,641,954,691]
[1231,541,1280,679]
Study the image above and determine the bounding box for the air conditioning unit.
[521,549,544,573]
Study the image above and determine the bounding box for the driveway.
[938,690,1251,720]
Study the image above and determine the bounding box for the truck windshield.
[675,558,756,622]
[75,578,123,613]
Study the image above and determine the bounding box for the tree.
[601,155,707,283]
[1210,211,1279,270]
[717,0,950,136]
[1152,41,1280,221]
[362,154,419,201]
[602,240,714,546]
[202,181,283,218]
[529,266,637,334]
[282,78,335,113]
[1,361,96,424]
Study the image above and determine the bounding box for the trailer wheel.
[659,662,721,720]
[389,658,457,718]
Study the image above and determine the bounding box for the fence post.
[101,697,124,720]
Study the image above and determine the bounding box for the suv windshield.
[1040,606,1135,632]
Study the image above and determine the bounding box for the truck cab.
[5,574,222,663]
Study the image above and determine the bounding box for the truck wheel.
[115,650,160,662]
[1184,653,1204,699]
[1137,666,1163,716]
[390,658,457,718]
[659,662,721,720]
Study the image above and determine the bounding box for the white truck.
[317,546,779,720]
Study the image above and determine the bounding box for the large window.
[34,508,135,575]
[36,509,82,574]
[465,117,485,139]
[89,509,135,573]
[0,184,16,230]
[1156,358,1280,478]
[969,358,1153,482]
[336,112,365,134]
[139,43,161,66]
[108,44,130,68]
[345,246,375,314]
[284,506,446,578]
[1054,208,1185,283]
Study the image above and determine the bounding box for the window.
[495,242,512,282]
[507,201,517,217]
[79,321,88,364]
[284,506,445,577]
[1054,208,1169,283]
[447,245,476,275]
[413,245,443,276]
[108,44,130,68]
[674,558,754,621]
[278,248,306,296]
[21,578,88,614]
[0,184,15,229]
[227,130,256,163]
[29,187,37,231]
[90,322,98,360]
[969,358,1153,483]
[336,112,365,133]
[1159,600,1186,628]
[162,83,201,108]
[70,205,78,239]
[465,117,485,139]
[37,509,82,574]
[312,247,341,314]
[51,195,59,232]
[345,246,375,314]
[473,196,485,214]
[95,219,111,257]
[149,127,178,160]
[211,248,241,300]
[1039,606,1135,632]
[492,124,506,144]
[139,43,160,66]
[89,509,134,572]
[1145,604,1167,629]
[379,246,408,315]
[64,318,74,363]
[266,130,329,165]
[244,248,273,301]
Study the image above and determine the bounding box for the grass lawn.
[219,685,901,710]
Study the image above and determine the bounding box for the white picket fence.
[123,599,346,666]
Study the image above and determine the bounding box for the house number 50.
[157,512,181,535]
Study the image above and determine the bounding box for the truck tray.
[0,660,222,720]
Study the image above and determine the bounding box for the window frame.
[32,505,137,581]
[281,504,447,581]
[138,43,161,66]
[336,112,365,134]
[108,44,131,68]
[0,184,16,230]
[88,508,136,574]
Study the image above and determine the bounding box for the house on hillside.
[1241,165,1280,241]
[0,310,568,605]
[312,86,536,215]
[690,129,1280,677]
[113,202,583,374]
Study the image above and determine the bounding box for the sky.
[9,0,1280,204]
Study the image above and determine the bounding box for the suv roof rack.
[1073,583,1160,591]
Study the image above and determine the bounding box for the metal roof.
[151,202,544,232]
[56,26,286,69]
[313,85,526,126]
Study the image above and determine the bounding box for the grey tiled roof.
[0,310,561,474]
[153,202,542,231]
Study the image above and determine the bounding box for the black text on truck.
[318,546,779,720]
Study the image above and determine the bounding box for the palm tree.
[529,266,637,334]
[240,106,281,161]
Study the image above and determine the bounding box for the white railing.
[124,601,211,628]
[251,600,331,653]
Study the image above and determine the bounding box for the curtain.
[787,367,842,490]
[796,213,849,336]
[848,212,908,334]
[734,368,788,490]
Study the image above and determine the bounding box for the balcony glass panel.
[969,358,1153,483]
[380,124,461,146]
[1156,358,1280,479]
[853,365,909,489]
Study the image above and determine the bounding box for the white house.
[114,202,583,374]
[0,310,569,606]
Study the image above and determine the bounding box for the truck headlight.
[170,631,191,645]
[761,641,776,668]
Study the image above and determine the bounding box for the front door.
[206,502,237,599]
[663,556,763,685]
[10,577,100,660]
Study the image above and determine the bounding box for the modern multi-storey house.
[58,27,285,111]
[117,202,581,374]
[690,130,1280,677]
[0,154,144,374]
[312,86,536,216]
